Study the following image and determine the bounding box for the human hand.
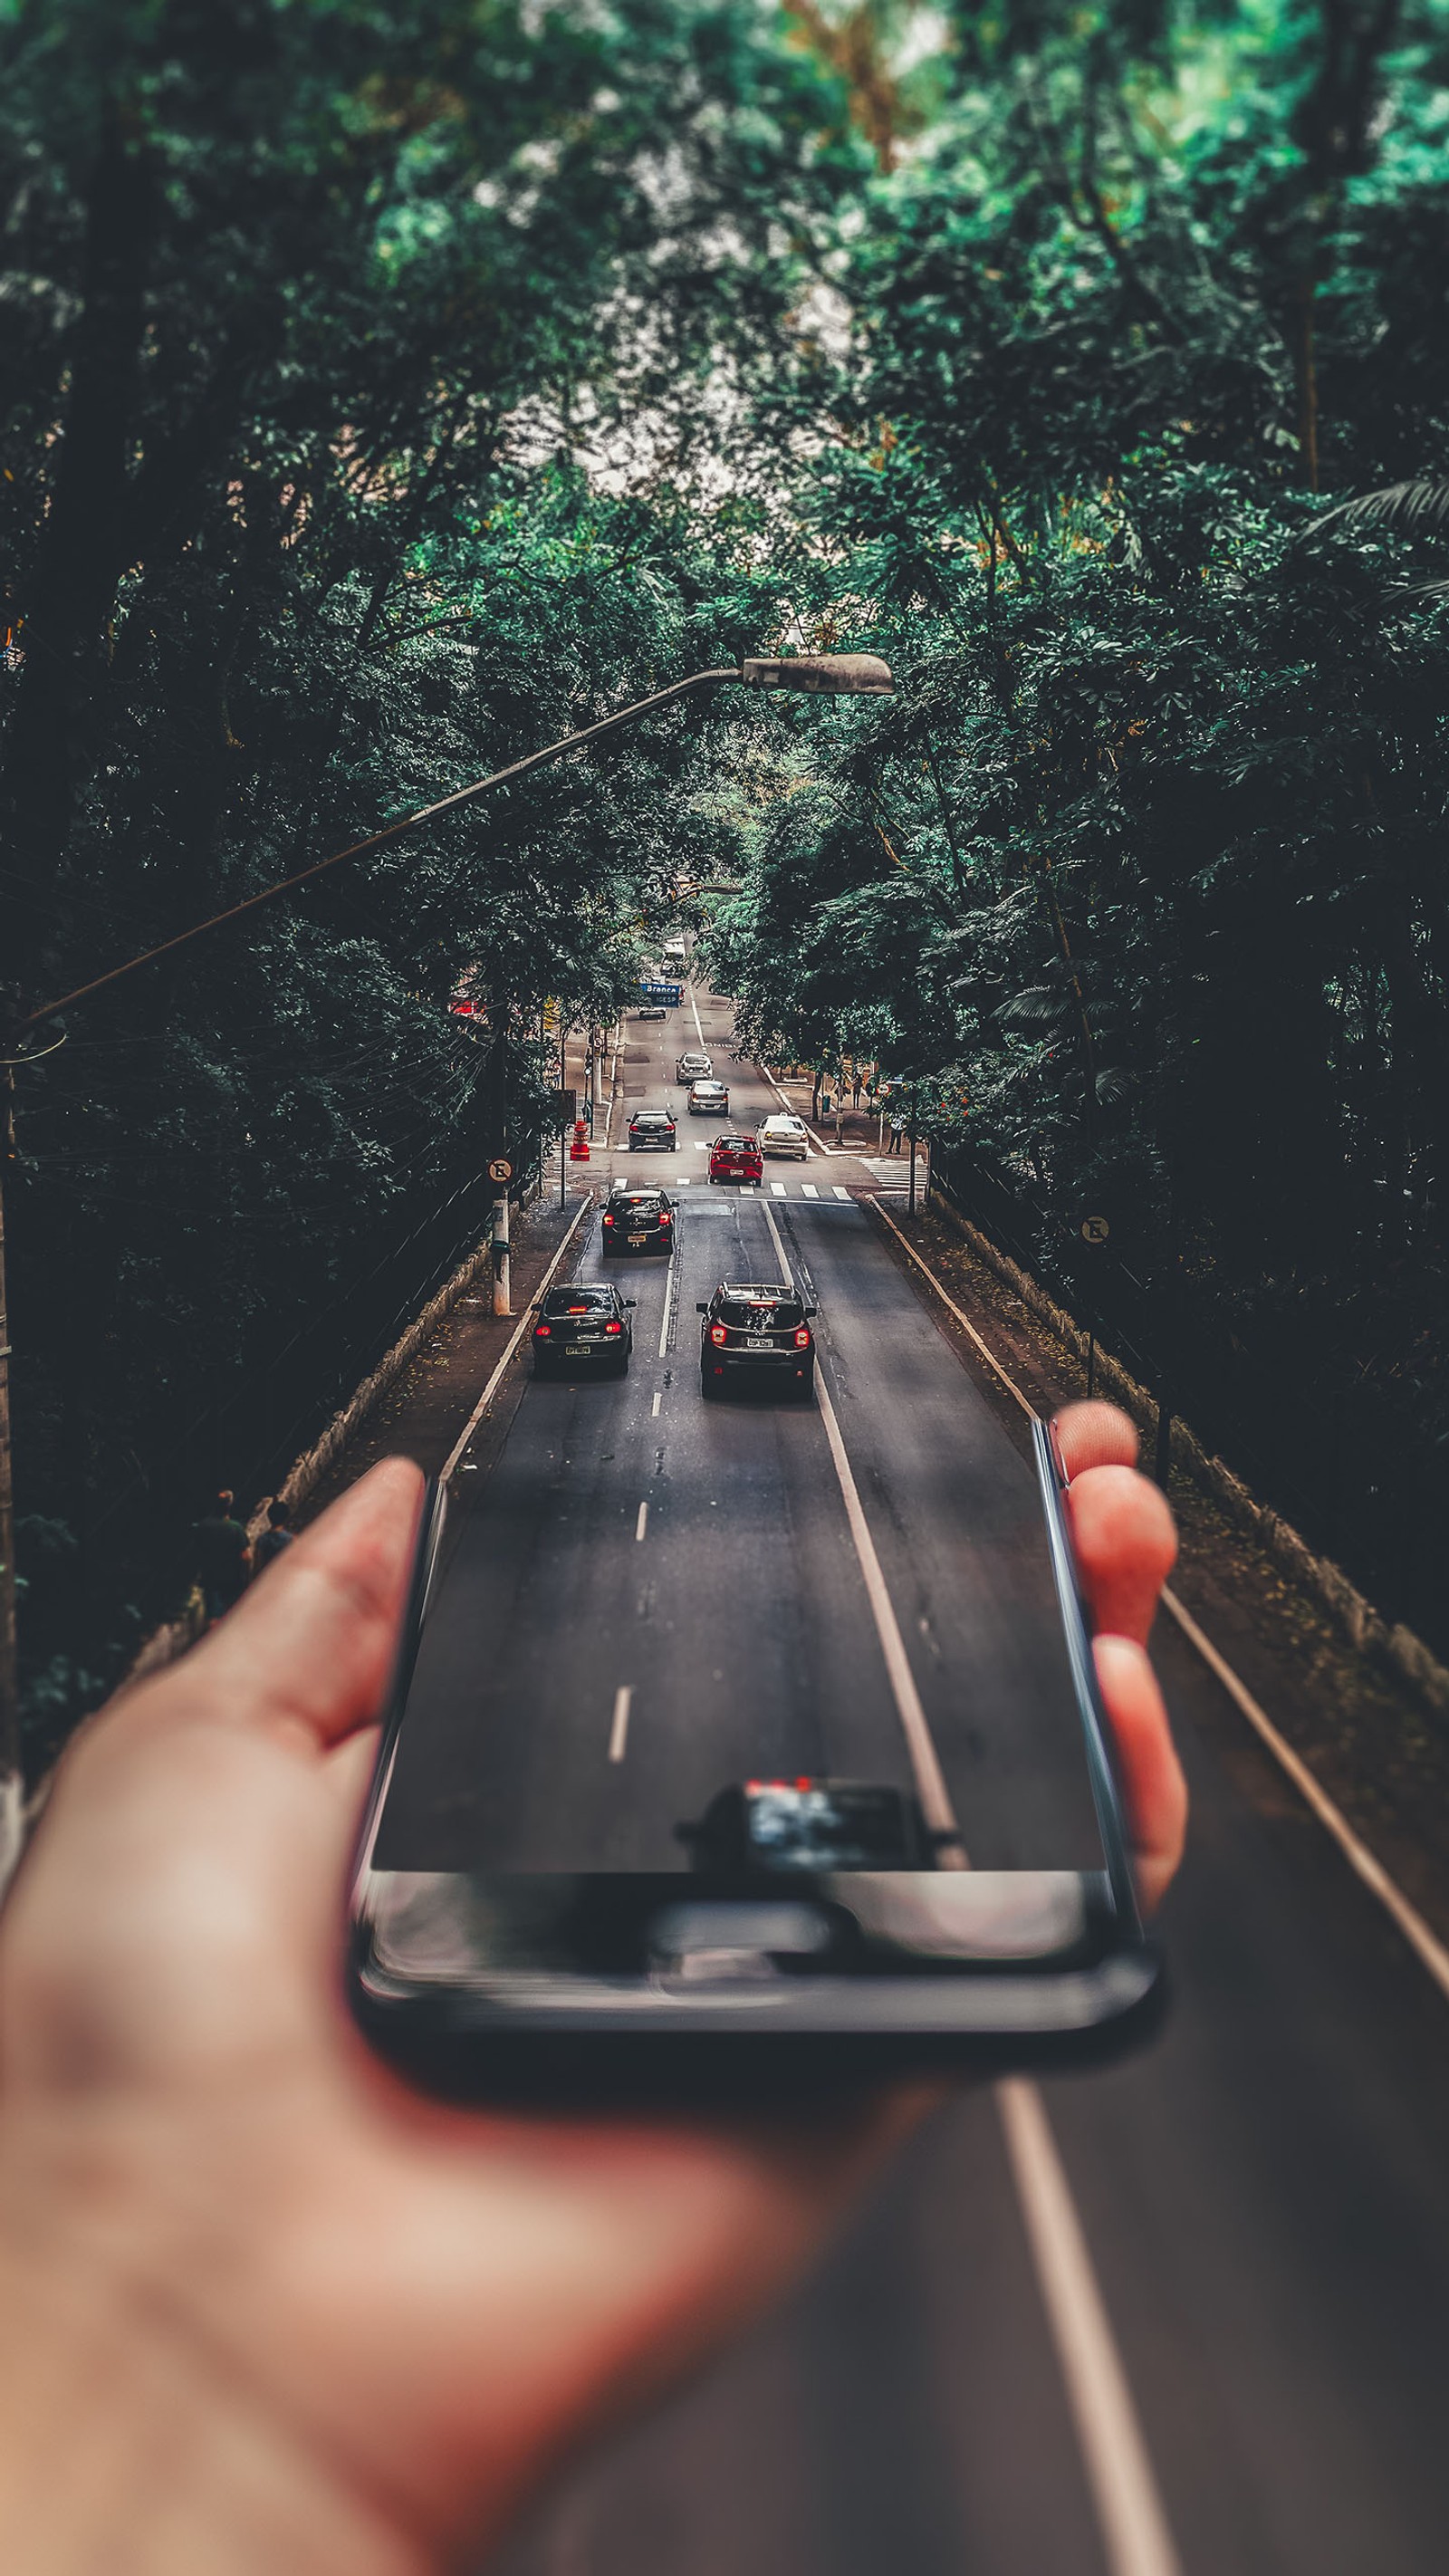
[0,1406,1182,2573]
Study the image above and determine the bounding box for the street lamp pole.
[0,648,891,1859]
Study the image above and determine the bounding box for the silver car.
[688,1078,730,1117]
[760,1112,809,1160]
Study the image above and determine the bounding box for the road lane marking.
[657,1251,677,1358]
[651,1390,662,1417]
[1161,1591,1449,2004]
[635,1500,648,1542]
[997,2081,1185,2576]
[766,1206,1181,2570]
[441,1196,592,1482]
[609,1687,632,1762]
[832,1185,851,1201]
[868,1197,1449,2010]
[765,1198,1181,2574]
[761,1196,962,1849]
[770,1180,786,1197]
[801,1182,819,1199]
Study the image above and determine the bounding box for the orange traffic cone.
[569,1119,590,1162]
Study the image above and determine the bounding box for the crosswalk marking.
[832,1185,851,1201]
[770,1180,786,1197]
[801,1182,819,1199]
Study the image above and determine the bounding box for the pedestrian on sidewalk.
[254,1497,295,1577]
[888,1112,905,1155]
[193,1489,252,1625]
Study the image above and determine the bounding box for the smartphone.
[348,1417,1162,2100]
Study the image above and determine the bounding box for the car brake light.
[709,1322,727,1346]
[603,1214,615,1226]
[604,1319,623,1336]
[794,1325,811,1348]
[659,1211,671,1225]
[795,1776,811,1792]
[533,1323,552,1337]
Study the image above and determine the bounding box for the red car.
[708,1131,763,1186]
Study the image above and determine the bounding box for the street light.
[0,649,893,1860]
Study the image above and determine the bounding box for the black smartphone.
[347,1415,1163,2100]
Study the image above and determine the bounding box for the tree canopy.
[5,0,1449,1745]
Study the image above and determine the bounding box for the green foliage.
[708,0,1449,1639]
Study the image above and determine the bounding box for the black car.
[697,1278,816,1399]
[601,1187,675,1255]
[628,1110,677,1151]
[531,1281,636,1377]
[677,1779,934,1876]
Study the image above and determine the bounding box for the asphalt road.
[389,986,1449,2576]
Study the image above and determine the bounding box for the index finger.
[109,1458,427,1757]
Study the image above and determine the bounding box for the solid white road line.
[759,1197,961,1848]
[832,1185,852,1201]
[688,982,707,1049]
[997,2081,1185,2576]
[651,1390,662,1418]
[657,1252,677,1359]
[440,1196,591,1482]
[771,1180,787,1197]
[801,1182,820,1199]
[609,1686,632,1763]
[868,1196,1449,2010]
[635,1500,648,1542]
[763,1199,1182,2576]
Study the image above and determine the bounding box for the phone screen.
[356,1359,1137,2018]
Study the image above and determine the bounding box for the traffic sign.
[488,1158,513,1185]
[1080,1214,1110,1245]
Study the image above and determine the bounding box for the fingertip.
[1094,1634,1186,1914]
[1053,1400,1138,1479]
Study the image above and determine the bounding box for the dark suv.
[677,1779,934,1875]
[601,1187,675,1255]
[628,1110,677,1151]
[531,1282,636,1377]
[697,1279,817,1399]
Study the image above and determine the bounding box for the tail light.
[794,1325,811,1349]
[710,1322,727,1346]
[533,1322,552,1338]
[602,1214,615,1226]
[604,1319,623,1336]
[659,1212,672,1226]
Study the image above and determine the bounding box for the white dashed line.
[771,1180,787,1197]
[833,1185,852,1201]
[801,1182,820,1199]
[634,1500,648,1542]
[609,1687,632,1763]
[651,1390,662,1417]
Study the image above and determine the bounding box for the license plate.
[629,1233,647,1245]
[565,1343,590,1356]
[745,1336,774,1350]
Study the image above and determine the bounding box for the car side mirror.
[625,1299,637,1308]
[696,1302,709,1313]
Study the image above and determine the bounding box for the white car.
[663,937,687,961]
[688,1078,730,1117]
[760,1113,809,1160]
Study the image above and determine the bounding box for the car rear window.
[542,1286,614,1315]
[612,1193,661,1212]
[718,1296,802,1330]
